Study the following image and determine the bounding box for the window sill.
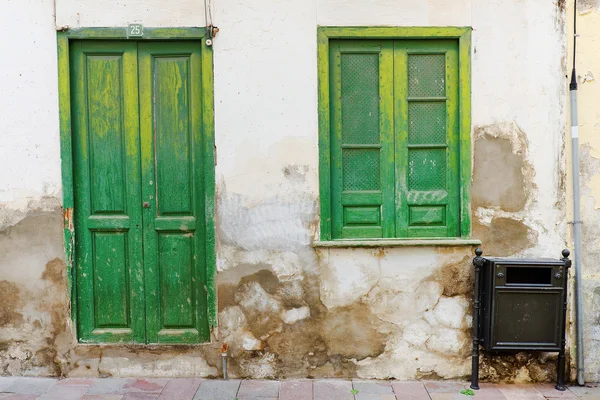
[313,238,482,248]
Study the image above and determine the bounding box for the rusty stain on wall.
[472,218,536,257]
[472,124,534,212]
[0,281,23,328]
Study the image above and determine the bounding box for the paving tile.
[313,380,353,400]
[567,384,600,400]
[57,378,96,386]
[280,380,313,400]
[497,384,545,400]
[0,378,19,392]
[4,377,57,395]
[472,383,506,400]
[87,379,136,395]
[193,379,241,400]
[125,379,169,394]
[81,396,125,400]
[428,394,472,400]
[237,380,280,398]
[424,382,470,394]
[391,382,431,400]
[354,380,394,394]
[355,394,397,400]
[157,378,202,400]
[38,384,89,400]
[534,384,578,398]
[122,394,160,400]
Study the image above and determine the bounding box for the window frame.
[317,26,473,242]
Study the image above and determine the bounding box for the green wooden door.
[71,40,210,344]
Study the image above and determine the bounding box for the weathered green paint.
[71,41,145,343]
[329,40,394,239]
[138,41,209,343]
[59,27,208,40]
[317,29,333,241]
[317,27,472,241]
[57,33,76,324]
[318,26,471,39]
[313,238,481,248]
[396,40,460,238]
[58,30,216,344]
[458,31,472,238]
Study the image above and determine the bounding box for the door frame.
[57,27,217,341]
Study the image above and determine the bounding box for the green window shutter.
[330,41,395,239]
[395,40,460,238]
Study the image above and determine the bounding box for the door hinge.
[63,207,74,231]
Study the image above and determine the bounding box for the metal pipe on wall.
[569,0,585,385]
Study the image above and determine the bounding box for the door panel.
[71,41,145,343]
[72,40,210,344]
[138,42,209,343]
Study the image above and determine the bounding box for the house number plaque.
[128,24,144,37]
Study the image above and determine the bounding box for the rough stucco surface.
[0,0,570,382]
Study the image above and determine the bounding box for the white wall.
[0,0,62,229]
[1,0,565,252]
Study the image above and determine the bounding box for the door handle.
[143,202,150,208]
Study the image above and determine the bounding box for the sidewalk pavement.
[0,377,598,400]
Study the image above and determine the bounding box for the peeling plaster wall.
[566,0,600,383]
[0,0,568,382]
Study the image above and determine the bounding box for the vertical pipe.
[557,249,572,391]
[470,248,484,390]
[221,343,228,380]
[570,0,585,385]
[570,83,585,385]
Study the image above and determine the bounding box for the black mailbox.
[470,248,571,391]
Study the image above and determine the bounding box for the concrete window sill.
[312,238,482,248]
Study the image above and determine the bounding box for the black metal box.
[480,257,567,352]
[470,248,571,391]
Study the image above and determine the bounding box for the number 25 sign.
[128,24,144,37]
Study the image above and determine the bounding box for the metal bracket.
[206,25,219,46]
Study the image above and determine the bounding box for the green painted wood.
[62,27,208,40]
[394,43,409,238]
[57,33,77,326]
[199,39,217,330]
[318,26,471,39]
[313,238,481,247]
[329,40,394,240]
[69,37,213,344]
[71,40,145,343]
[138,41,209,343]
[445,45,461,237]
[322,34,467,240]
[317,27,471,240]
[396,40,460,238]
[344,206,381,225]
[317,29,333,240]
[458,30,473,238]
